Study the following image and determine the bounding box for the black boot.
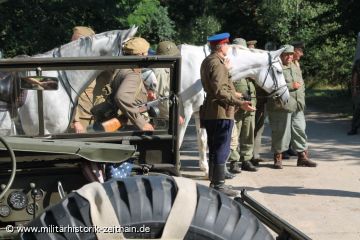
[241,161,258,172]
[287,148,297,156]
[229,161,242,173]
[211,164,238,197]
[224,163,235,179]
[282,151,290,159]
[208,161,214,182]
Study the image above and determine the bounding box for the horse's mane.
[32,28,136,58]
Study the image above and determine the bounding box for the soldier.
[247,40,257,49]
[153,41,179,120]
[348,59,360,135]
[228,38,258,173]
[200,33,255,196]
[252,82,268,165]
[251,40,269,165]
[70,26,112,134]
[282,41,306,158]
[109,37,154,131]
[267,45,317,169]
[71,26,96,133]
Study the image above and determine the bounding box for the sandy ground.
[180,108,360,240]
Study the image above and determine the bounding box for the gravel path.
[180,108,360,240]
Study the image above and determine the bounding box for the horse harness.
[258,52,288,100]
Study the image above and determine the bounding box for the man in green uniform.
[267,45,317,169]
[228,38,258,173]
[200,33,255,196]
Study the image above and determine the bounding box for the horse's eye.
[277,69,283,74]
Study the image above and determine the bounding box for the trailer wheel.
[19,176,273,240]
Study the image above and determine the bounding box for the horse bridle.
[261,52,288,100]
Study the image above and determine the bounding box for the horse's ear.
[270,48,285,60]
[129,25,138,36]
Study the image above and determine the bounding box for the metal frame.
[0,56,182,175]
[235,190,311,240]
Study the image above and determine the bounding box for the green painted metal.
[0,137,135,163]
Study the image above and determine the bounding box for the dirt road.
[180,108,360,240]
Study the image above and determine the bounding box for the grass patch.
[306,85,353,117]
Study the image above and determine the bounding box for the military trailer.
[0,57,309,239]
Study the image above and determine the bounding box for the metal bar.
[234,198,283,234]
[37,91,44,136]
[36,67,45,136]
[0,56,181,71]
[240,190,312,240]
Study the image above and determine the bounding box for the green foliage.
[189,16,221,45]
[306,37,355,87]
[0,0,359,92]
[0,0,175,57]
[125,0,176,42]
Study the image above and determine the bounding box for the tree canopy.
[0,0,358,87]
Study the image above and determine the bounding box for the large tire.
[19,176,273,240]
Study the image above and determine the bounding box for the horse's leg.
[178,107,192,148]
[193,111,208,173]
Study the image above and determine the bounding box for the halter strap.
[261,52,287,99]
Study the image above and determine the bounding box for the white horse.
[1,27,137,135]
[178,44,289,171]
[0,105,12,135]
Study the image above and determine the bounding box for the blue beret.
[207,32,230,42]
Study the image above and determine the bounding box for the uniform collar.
[213,52,226,63]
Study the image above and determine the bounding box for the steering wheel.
[0,136,17,199]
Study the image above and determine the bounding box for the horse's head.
[259,47,289,104]
[228,46,289,104]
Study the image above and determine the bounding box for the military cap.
[291,41,305,49]
[232,38,247,47]
[207,32,230,46]
[280,44,294,53]
[156,41,180,56]
[246,40,257,45]
[72,26,95,37]
[123,37,150,55]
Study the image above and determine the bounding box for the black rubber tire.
[18,176,273,240]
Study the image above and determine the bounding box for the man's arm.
[113,71,151,130]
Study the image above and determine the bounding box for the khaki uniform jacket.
[267,62,305,112]
[73,71,114,123]
[111,69,148,129]
[234,78,257,119]
[74,80,96,122]
[153,68,170,119]
[200,52,243,120]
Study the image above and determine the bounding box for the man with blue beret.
[200,32,256,196]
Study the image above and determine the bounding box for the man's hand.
[179,116,185,125]
[147,90,156,101]
[235,92,243,99]
[73,121,85,133]
[292,81,302,89]
[142,123,154,131]
[240,101,256,112]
